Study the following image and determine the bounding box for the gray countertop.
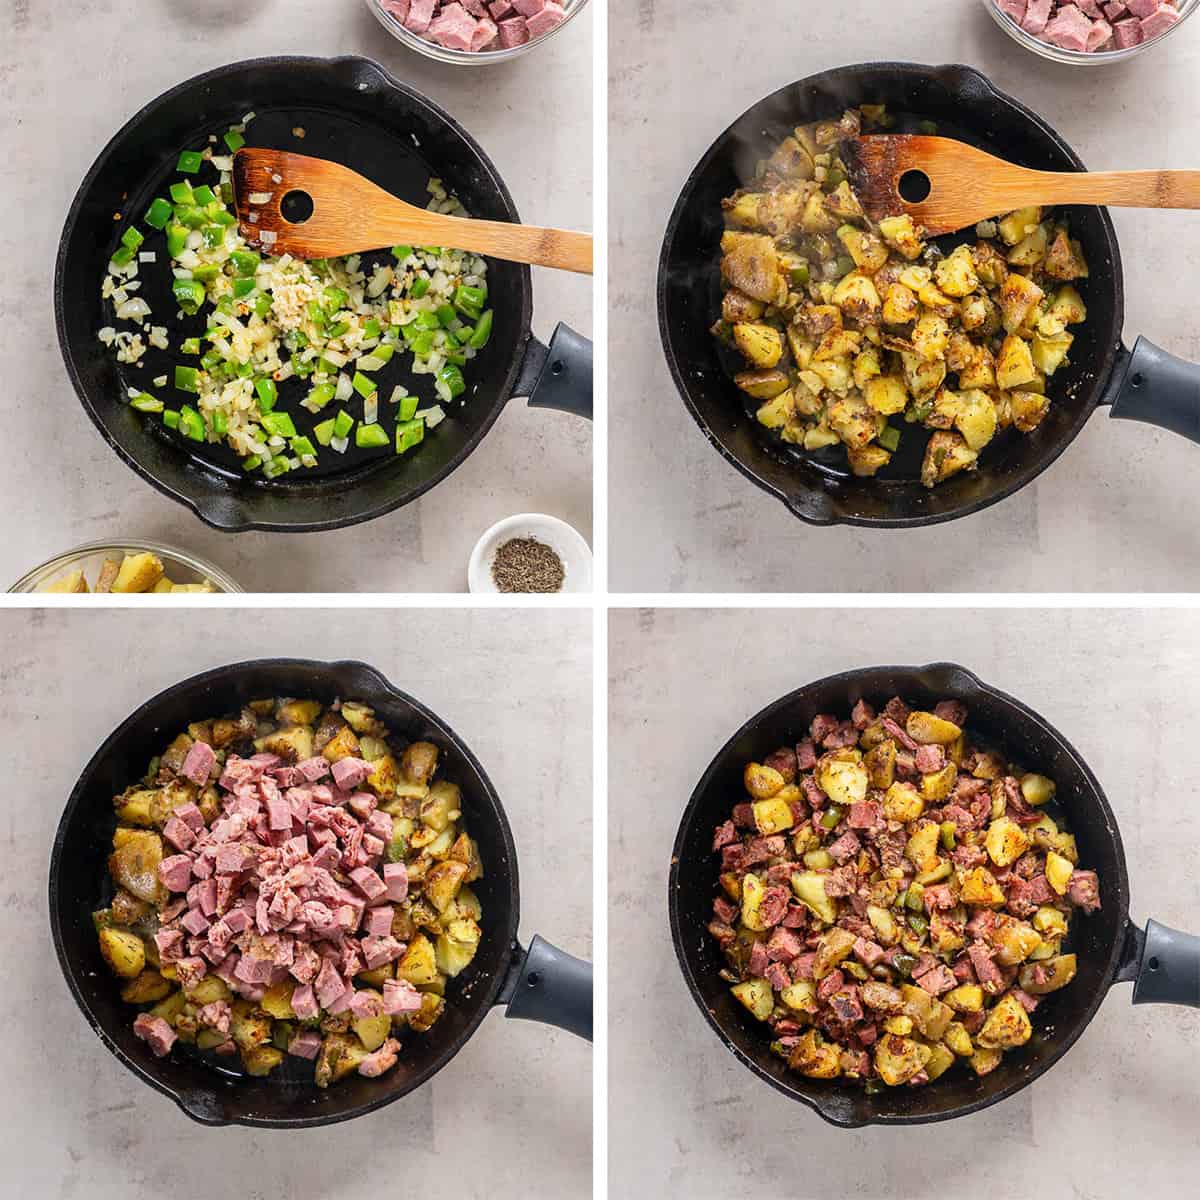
[610,0,1200,592]
[0,1,592,593]
[0,606,591,1198]
[609,607,1200,1197]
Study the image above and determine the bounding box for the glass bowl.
[364,0,589,66]
[983,0,1199,64]
[10,539,242,595]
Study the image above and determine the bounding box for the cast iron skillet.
[56,57,592,534]
[658,63,1200,528]
[49,659,591,1128]
[669,662,1200,1127]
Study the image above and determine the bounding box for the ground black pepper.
[491,536,565,593]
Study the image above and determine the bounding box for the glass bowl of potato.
[9,540,242,594]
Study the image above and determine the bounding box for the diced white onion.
[336,374,353,402]
[154,375,168,388]
[139,251,156,263]
[330,435,349,453]
[364,393,378,425]
[249,192,273,205]
[260,230,277,246]
[116,297,151,322]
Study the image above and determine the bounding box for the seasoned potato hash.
[708,694,1101,1089]
[96,696,484,1086]
[713,107,1089,486]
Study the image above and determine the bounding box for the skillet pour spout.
[50,658,591,1127]
[669,662,1200,1127]
[659,61,1200,528]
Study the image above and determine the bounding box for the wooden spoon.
[233,148,593,274]
[843,135,1200,237]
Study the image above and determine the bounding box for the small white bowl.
[468,514,591,594]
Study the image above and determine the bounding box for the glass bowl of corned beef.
[985,0,1197,63]
[366,0,589,64]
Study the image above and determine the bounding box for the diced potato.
[985,816,1030,868]
[969,1046,1003,1077]
[242,1045,285,1077]
[787,1029,842,1079]
[944,1022,974,1057]
[723,191,764,226]
[396,933,440,987]
[996,335,1037,390]
[731,978,774,1021]
[812,927,856,980]
[736,369,791,399]
[883,1015,914,1035]
[780,980,818,1013]
[907,711,962,745]
[864,740,896,789]
[924,1041,956,1082]
[999,274,1045,335]
[900,984,953,1040]
[424,860,469,913]
[883,781,924,823]
[881,282,920,326]
[744,762,784,799]
[260,981,296,1019]
[847,444,891,477]
[1020,773,1056,806]
[1033,906,1068,938]
[911,313,951,362]
[832,272,882,324]
[278,699,322,726]
[1044,230,1089,281]
[436,919,482,978]
[230,1006,272,1051]
[878,214,925,260]
[959,867,1005,907]
[111,553,165,594]
[121,969,172,1004]
[838,225,889,272]
[993,920,1042,967]
[107,830,164,904]
[920,764,958,803]
[977,992,1032,1049]
[256,724,314,763]
[1031,329,1073,377]
[115,788,159,827]
[791,871,838,924]
[935,245,979,298]
[1002,389,1047,435]
[863,375,909,416]
[853,345,883,389]
[45,569,88,593]
[741,872,769,932]
[314,1033,370,1088]
[721,236,783,304]
[828,392,881,450]
[1019,953,1077,995]
[733,323,784,369]
[954,389,998,452]
[997,207,1043,246]
[905,822,941,873]
[874,1034,931,1085]
[1046,851,1074,895]
[185,975,232,1006]
[1007,222,1049,267]
[814,756,868,808]
[866,905,899,946]
[944,984,984,1013]
[752,797,795,835]
[420,780,462,832]
[1048,285,1087,325]
[800,191,840,233]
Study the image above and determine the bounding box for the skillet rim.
[48,656,522,1128]
[656,61,1126,529]
[54,54,536,534]
[667,660,1131,1127]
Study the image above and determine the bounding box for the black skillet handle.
[513,324,593,420]
[1107,336,1200,445]
[501,935,593,1040]
[1118,919,1200,1007]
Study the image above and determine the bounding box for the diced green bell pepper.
[130,392,163,413]
[224,129,246,153]
[261,411,297,439]
[352,371,377,398]
[162,409,180,430]
[395,418,424,455]
[174,364,200,393]
[178,405,205,441]
[355,423,390,449]
[313,418,336,447]
[255,378,277,413]
[398,394,419,422]
[307,382,336,411]
[332,410,354,440]
[437,364,466,399]
[468,309,493,349]
[230,250,260,278]
[177,150,204,174]
[170,181,195,205]
[144,197,172,229]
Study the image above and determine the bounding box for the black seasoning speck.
[491,536,565,593]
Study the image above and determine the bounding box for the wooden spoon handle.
[1001,167,1200,212]
[375,207,593,275]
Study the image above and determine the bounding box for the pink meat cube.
[181,908,211,936]
[288,1029,323,1060]
[349,866,388,901]
[291,982,319,1019]
[351,989,384,1019]
[1043,4,1094,49]
[405,0,437,33]
[266,795,292,832]
[365,905,395,937]
[1077,0,1103,15]
[383,861,408,903]
[362,934,404,969]
[1125,0,1160,15]
[525,0,565,36]
[296,756,330,782]
[472,17,499,49]
[1022,0,1055,33]
[384,978,424,1015]
[489,0,515,16]
[1087,17,1114,47]
[497,15,529,45]
[513,0,545,12]
[162,816,196,852]
[158,854,193,892]
[315,959,348,1009]
[997,0,1028,18]
[133,1014,176,1058]
[1104,1,1129,16]
[181,740,216,785]
[175,803,205,831]
[330,756,373,791]
[1141,3,1181,37]
[382,0,411,20]
[1113,14,1145,41]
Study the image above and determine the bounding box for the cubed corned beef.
[181,740,216,786]
[767,926,803,961]
[765,962,791,992]
[133,1014,176,1057]
[288,1029,323,1060]
[1067,869,1101,912]
[795,739,818,770]
[828,830,861,864]
[816,969,844,1000]
[159,854,193,892]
